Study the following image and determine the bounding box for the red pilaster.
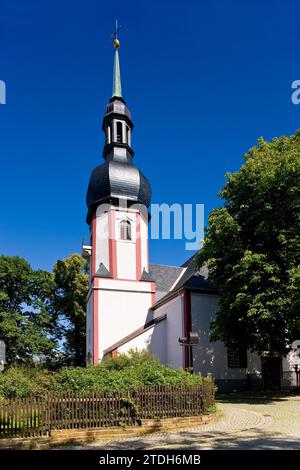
[93,282,99,366]
[108,210,117,278]
[91,212,96,276]
[183,290,192,369]
[151,281,156,306]
[111,348,118,358]
[136,213,142,280]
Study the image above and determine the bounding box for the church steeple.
[86,25,151,225]
[112,38,122,98]
[102,32,134,164]
[85,25,155,366]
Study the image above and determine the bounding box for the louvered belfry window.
[116,121,123,143]
[120,220,131,241]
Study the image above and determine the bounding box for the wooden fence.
[0,383,215,439]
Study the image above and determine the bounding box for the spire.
[112,19,122,98]
[112,48,122,98]
[101,19,134,165]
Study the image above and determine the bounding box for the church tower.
[84,35,156,365]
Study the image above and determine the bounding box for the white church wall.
[117,320,167,364]
[96,279,153,358]
[282,351,299,372]
[117,328,154,355]
[149,319,167,363]
[115,210,136,280]
[117,242,136,279]
[140,215,149,272]
[190,292,261,382]
[95,211,109,271]
[281,353,298,388]
[153,295,184,369]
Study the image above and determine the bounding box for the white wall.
[95,210,109,271]
[153,295,184,369]
[117,320,167,364]
[140,215,149,272]
[96,279,153,358]
[118,328,154,355]
[115,210,136,280]
[190,292,261,380]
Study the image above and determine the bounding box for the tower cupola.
[86,33,151,224]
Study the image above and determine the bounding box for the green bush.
[0,366,56,398]
[0,350,212,398]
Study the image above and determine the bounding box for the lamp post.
[179,332,199,372]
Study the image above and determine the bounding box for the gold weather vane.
[111,18,122,49]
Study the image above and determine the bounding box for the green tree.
[52,254,88,366]
[197,131,300,354]
[0,256,57,364]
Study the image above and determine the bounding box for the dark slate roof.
[151,255,217,308]
[149,264,184,301]
[86,161,152,224]
[140,268,155,281]
[172,256,211,291]
[95,262,113,278]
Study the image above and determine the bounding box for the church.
[82,37,296,392]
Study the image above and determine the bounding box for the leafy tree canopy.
[0,256,56,364]
[52,254,88,366]
[197,131,300,354]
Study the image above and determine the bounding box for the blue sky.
[0,0,299,271]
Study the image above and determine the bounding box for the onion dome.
[86,33,151,224]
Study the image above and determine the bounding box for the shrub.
[0,350,212,398]
[0,366,56,398]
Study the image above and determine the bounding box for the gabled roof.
[172,256,211,291]
[149,264,184,301]
[150,255,217,309]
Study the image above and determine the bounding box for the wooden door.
[261,356,281,390]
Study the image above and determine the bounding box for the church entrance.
[261,356,281,390]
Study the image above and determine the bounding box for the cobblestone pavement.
[68,393,300,450]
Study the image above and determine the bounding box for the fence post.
[45,392,52,434]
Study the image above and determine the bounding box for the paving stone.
[61,394,300,450]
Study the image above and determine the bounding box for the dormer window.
[116,121,123,143]
[120,219,131,241]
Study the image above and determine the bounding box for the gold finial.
[112,18,121,49]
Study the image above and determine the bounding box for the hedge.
[0,350,212,399]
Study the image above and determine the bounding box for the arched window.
[119,219,131,241]
[116,121,123,143]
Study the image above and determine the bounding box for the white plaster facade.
[85,199,296,390]
[85,202,154,365]
[84,47,297,392]
[190,293,262,388]
[153,295,185,369]
[107,287,297,392]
